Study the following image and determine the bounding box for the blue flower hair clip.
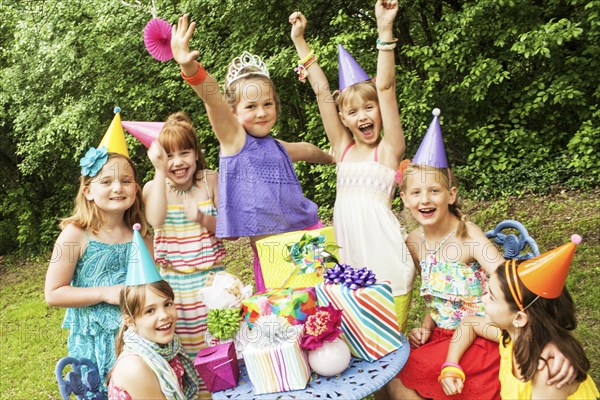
[80,146,108,177]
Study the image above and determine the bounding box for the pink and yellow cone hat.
[506,234,582,310]
[122,121,164,148]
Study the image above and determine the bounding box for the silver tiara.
[226,51,270,87]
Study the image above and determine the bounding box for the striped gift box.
[315,281,402,361]
[243,330,310,394]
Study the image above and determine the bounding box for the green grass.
[0,190,598,399]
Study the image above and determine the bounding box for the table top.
[212,335,409,400]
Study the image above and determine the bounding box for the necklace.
[167,180,193,197]
[422,228,456,256]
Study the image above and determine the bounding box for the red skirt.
[397,327,500,400]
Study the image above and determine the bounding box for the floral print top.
[420,230,487,330]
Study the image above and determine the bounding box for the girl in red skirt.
[386,126,577,399]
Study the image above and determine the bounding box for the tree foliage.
[0,0,598,253]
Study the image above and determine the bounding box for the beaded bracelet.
[376,37,398,51]
[181,61,208,86]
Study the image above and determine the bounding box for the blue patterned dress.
[61,239,131,381]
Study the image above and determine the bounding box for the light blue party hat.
[126,223,162,286]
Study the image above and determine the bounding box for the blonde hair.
[335,80,378,114]
[158,112,207,186]
[224,67,281,116]
[114,280,175,357]
[400,163,469,238]
[60,153,149,237]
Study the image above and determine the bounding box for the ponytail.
[450,202,469,239]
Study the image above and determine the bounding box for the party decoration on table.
[307,337,351,377]
[98,107,129,158]
[199,271,253,310]
[207,309,241,341]
[301,304,351,376]
[286,233,326,273]
[241,287,317,328]
[256,227,339,289]
[199,272,253,358]
[316,281,402,361]
[122,121,164,148]
[194,342,240,393]
[301,304,343,350]
[242,315,310,394]
[323,264,376,289]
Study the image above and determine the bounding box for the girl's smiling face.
[233,78,277,137]
[400,167,457,228]
[133,286,177,345]
[166,146,197,189]
[339,95,382,145]
[83,157,137,214]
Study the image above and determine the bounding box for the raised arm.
[279,140,336,164]
[143,141,169,228]
[375,0,406,168]
[289,12,350,159]
[171,15,245,154]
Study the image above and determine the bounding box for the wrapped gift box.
[243,316,310,394]
[315,281,402,361]
[256,227,338,289]
[194,342,240,392]
[241,287,316,328]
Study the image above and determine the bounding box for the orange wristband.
[181,61,208,86]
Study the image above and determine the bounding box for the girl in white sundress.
[289,0,415,332]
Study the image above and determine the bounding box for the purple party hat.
[338,44,370,91]
[412,108,448,168]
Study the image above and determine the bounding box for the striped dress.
[154,195,225,399]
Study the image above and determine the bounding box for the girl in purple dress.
[171,15,334,291]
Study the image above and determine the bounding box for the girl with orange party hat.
[440,236,598,399]
[170,16,334,293]
[45,108,151,385]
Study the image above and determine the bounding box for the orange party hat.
[518,234,581,298]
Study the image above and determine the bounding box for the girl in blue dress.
[45,148,151,381]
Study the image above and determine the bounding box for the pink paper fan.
[144,18,173,62]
